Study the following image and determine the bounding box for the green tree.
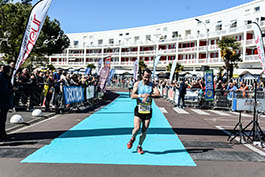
[87,63,96,74]
[138,59,147,79]
[0,1,69,65]
[218,37,241,82]
[166,62,184,81]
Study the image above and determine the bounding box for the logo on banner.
[205,70,214,101]
[63,86,84,104]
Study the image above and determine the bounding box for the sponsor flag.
[85,67,91,75]
[12,0,52,84]
[99,56,112,91]
[107,69,115,85]
[133,58,139,81]
[170,58,178,83]
[253,22,265,75]
[97,58,103,75]
[152,55,161,80]
[99,66,110,92]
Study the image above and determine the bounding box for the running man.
[127,68,160,154]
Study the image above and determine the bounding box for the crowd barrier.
[159,86,232,110]
[14,85,103,113]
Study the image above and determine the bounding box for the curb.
[6,112,57,133]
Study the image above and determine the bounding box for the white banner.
[170,58,178,83]
[253,22,265,75]
[12,0,52,83]
[152,55,161,80]
[133,58,139,81]
[86,86,95,100]
[97,58,103,75]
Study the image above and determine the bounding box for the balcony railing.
[245,55,259,61]
[178,47,197,53]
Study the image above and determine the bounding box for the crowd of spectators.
[1,64,99,112]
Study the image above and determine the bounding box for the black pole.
[253,79,257,140]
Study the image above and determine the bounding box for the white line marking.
[173,107,189,114]
[209,110,230,116]
[190,109,210,115]
[159,107,168,113]
[230,112,253,117]
[216,126,265,157]
[9,115,60,133]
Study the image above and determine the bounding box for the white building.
[49,0,265,75]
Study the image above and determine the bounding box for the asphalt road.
[0,88,265,177]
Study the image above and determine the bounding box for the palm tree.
[166,62,184,81]
[218,37,241,82]
[138,59,147,79]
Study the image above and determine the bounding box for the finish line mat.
[22,92,196,166]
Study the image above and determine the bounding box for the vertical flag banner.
[99,56,112,91]
[205,69,214,101]
[12,0,52,83]
[170,58,178,83]
[107,69,115,85]
[152,55,161,80]
[253,22,265,75]
[97,58,103,75]
[85,67,91,75]
[133,58,139,81]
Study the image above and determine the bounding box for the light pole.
[195,18,209,62]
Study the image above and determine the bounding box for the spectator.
[0,65,13,139]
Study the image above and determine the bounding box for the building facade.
[49,0,265,74]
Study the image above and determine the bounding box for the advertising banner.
[253,22,265,75]
[12,0,52,83]
[63,86,84,104]
[205,69,214,101]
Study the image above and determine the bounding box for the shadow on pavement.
[1,127,231,142]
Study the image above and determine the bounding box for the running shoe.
[127,138,135,149]
[137,146,144,154]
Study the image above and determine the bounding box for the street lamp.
[195,18,209,62]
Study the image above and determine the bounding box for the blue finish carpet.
[22,92,196,166]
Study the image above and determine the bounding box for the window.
[89,35,93,39]
[119,33,123,36]
[73,40,79,46]
[230,20,237,28]
[163,27,168,31]
[98,39,103,45]
[254,6,260,12]
[126,33,129,36]
[109,39,114,44]
[146,35,151,41]
[185,30,191,36]
[134,36,140,42]
[172,31,178,38]
[216,24,222,31]
[205,19,210,24]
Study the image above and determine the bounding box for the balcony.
[158,49,176,55]
[121,51,138,56]
[139,50,156,55]
[245,55,259,62]
[178,47,197,53]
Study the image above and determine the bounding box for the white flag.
[152,55,161,80]
[253,22,265,75]
[170,58,178,83]
[12,0,52,83]
[133,58,139,81]
[97,58,103,75]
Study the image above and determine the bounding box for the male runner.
[127,68,160,154]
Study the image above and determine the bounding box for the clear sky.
[16,0,255,34]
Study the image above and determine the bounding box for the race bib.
[138,103,151,114]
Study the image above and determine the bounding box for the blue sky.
[15,0,254,34]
